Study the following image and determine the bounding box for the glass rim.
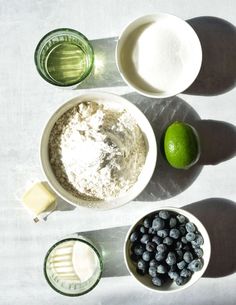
[34,28,94,87]
[43,237,103,297]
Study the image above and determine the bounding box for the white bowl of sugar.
[116,13,202,98]
[40,92,157,210]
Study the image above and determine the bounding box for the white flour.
[49,101,146,200]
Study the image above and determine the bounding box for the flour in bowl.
[49,101,146,200]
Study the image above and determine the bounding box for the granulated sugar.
[49,101,146,200]
[135,22,184,91]
[120,19,197,94]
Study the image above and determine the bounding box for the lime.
[164,121,200,169]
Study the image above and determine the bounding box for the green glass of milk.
[34,28,94,87]
[44,236,103,296]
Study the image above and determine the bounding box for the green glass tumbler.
[44,236,103,296]
[34,28,94,87]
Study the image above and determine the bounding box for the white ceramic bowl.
[116,13,202,98]
[124,207,211,292]
[40,92,157,210]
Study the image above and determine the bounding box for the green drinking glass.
[34,28,94,87]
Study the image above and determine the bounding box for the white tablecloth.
[0,0,236,304]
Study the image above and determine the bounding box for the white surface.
[0,0,236,305]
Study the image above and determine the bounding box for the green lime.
[164,121,200,169]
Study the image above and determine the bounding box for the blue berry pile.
[129,210,204,287]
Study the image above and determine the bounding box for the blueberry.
[155,252,165,262]
[186,222,196,233]
[183,251,194,263]
[148,227,156,235]
[179,225,187,236]
[142,251,153,262]
[130,231,139,242]
[177,260,186,270]
[194,248,204,258]
[169,228,180,239]
[163,237,174,246]
[191,242,199,249]
[143,217,152,228]
[152,276,164,286]
[152,235,162,245]
[149,259,158,268]
[175,241,182,250]
[137,259,147,270]
[169,217,177,228]
[156,244,168,253]
[168,271,179,280]
[159,210,171,220]
[188,259,203,272]
[157,229,169,238]
[177,215,186,224]
[196,234,204,244]
[140,234,150,244]
[186,232,196,242]
[192,234,204,247]
[176,250,183,260]
[175,276,188,286]
[166,252,176,266]
[134,244,145,256]
[152,217,165,231]
[181,236,188,244]
[157,264,168,274]
[180,268,192,278]
[146,242,156,252]
[139,226,147,234]
[149,266,157,277]
[136,267,147,275]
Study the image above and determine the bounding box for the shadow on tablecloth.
[191,120,236,165]
[124,93,236,201]
[76,226,130,277]
[185,16,236,96]
[183,197,236,278]
[123,93,203,201]
[74,37,125,89]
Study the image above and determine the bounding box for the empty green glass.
[34,28,94,86]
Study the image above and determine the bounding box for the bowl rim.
[115,13,202,98]
[124,206,211,293]
[40,91,157,210]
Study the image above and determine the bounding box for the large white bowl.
[40,92,157,210]
[124,207,211,292]
[116,13,202,98]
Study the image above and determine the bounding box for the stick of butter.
[22,182,57,222]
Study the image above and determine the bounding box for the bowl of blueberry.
[124,207,211,292]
